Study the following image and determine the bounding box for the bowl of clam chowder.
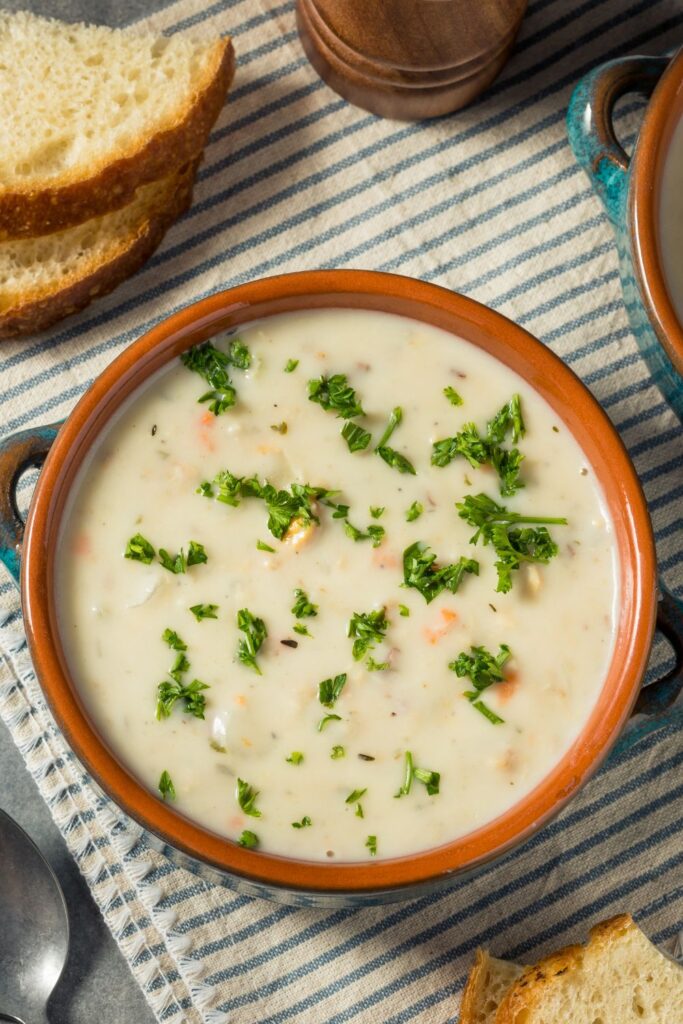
[568,48,683,423]
[0,270,671,906]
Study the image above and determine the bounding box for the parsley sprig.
[181,338,251,415]
[236,778,262,817]
[318,673,347,708]
[449,643,511,724]
[456,493,567,593]
[308,373,365,418]
[402,541,479,604]
[395,751,440,797]
[292,588,318,618]
[198,471,334,541]
[348,608,389,664]
[236,608,268,674]
[158,770,176,800]
[156,677,208,720]
[432,394,526,496]
[375,407,416,475]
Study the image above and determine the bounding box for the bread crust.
[0,38,233,240]
[0,162,197,338]
[461,949,525,1024]
[493,915,635,1024]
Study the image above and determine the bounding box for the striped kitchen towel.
[1,0,682,1021]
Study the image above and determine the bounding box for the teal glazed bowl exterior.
[567,49,683,421]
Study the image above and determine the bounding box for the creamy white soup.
[56,309,618,862]
[660,116,683,324]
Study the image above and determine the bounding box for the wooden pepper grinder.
[296,0,528,120]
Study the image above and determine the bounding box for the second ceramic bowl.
[567,48,683,421]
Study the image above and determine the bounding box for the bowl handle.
[0,423,62,587]
[566,55,669,225]
[635,582,683,716]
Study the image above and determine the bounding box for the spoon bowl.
[0,808,69,1024]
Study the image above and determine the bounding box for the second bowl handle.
[566,55,669,224]
[0,424,62,586]
[635,584,683,716]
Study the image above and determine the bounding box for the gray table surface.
[0,8,169,1023]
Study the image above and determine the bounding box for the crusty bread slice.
[0,161,196,338]
[460,950,525,1024]
[494,914,683,1024]
[0,11,233,239]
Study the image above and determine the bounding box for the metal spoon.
[0,808,69,1024]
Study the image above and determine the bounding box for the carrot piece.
[497,669,519,703]
[73,532,91,556]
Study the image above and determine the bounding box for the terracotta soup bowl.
[0,271,680,907]
[567,48,683,422]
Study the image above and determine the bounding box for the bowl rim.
[630,46,683,377]
[21,269,657,896]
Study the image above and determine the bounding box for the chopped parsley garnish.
[158,548,186,574]
[466,698,504,725]
[158,770,176,801]
[343,520,385,547]
[376,406,402,449]
[456,493,567,593]
[189,603,218,621]
[318,713,342,731]
[196,481,213,498]
[169,651,190,682]
[398,604,410,617]
[444,386,464,406]
[236,608,268,674]
[236,778,262,817]
[284,358,299,373]
[162,628,187,651]
[395,752,441,797]
[406,500,423,522]
[293,623,312,638]
[292,588,318,618]
[125,533,155,564]
[292,816,312,829]
[341,420,372,452]
[348,608,389,662]
[318,673,347,708]
[449,643,511,724]
[413,766,441,795]
[238,829,259,848]
[155,540,207,575]
[395,750,414,797]
[270,421,288,434]
[156,678,208,720]
[402,541,479,603]
[365,835,377,856]
[286,751,304,765]
[331,745,345,759]
[370,506,385,519]
[181,339,250,415]
[449,643,511,689]
[377,447,416,474]
[257,539,275,552]
[308,373,365,419]
[207,474,333,541]
[366,655,389,671]
[345,788,367,817]
[375,407,416,475]
[432,394,526,496]
[227,337,251,370]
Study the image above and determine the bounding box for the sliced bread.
[0,161,197,338]
[494,914,683,1024]
[0,11,233,239]
[460,950,525,1024]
